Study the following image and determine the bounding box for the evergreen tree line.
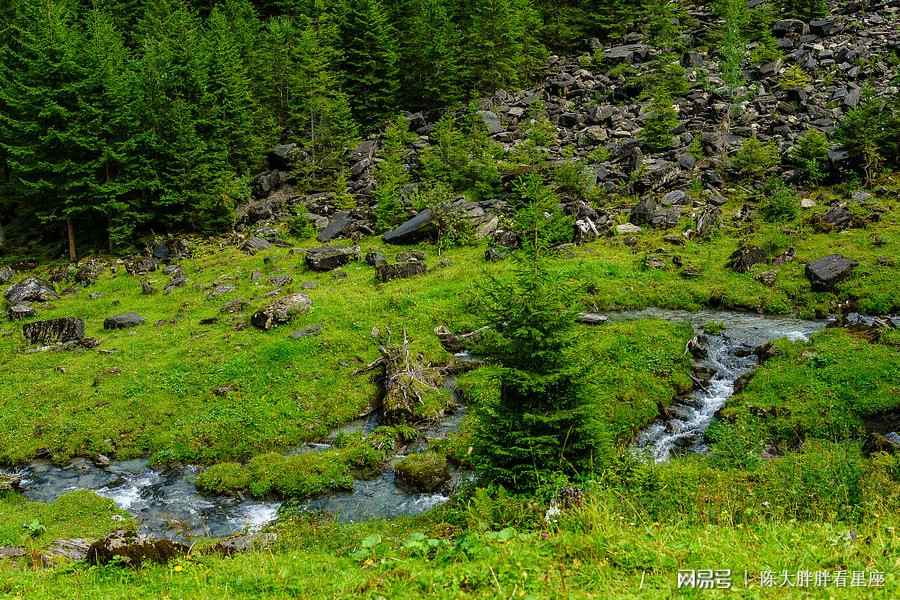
[0,0,656,254]
[0,0,834,254]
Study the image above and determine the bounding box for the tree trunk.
[0,220,6,249]
[107,216,113,253]
[66,217,76,261]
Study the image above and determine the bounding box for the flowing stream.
[610,308,826,461]
[2,309,831,537]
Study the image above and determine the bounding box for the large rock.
[251,293,311,330]
[629,198,657,225]
[727,246,767,273]
[305,246,359,271]
[9,304,35,321]
[87,530,188,568]
[103,312,146,330]
[381,209,435,245]
[394,451,451,493]
[816,207,853,231]
[317,213,353,243]
[805,254,858,291]
[0,268,14,284]
[477,111,503,134]
[375,261,428,283]
[266,143,300,171]
[4,277,58,304]
[240,237,271,254]
[696,205,721,237]
[23,317,85,345]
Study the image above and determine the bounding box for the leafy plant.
[642,92,678,151]
[728,136,780,179]
[759,178,799,222]
[788,129,830,183]
[779,64,811,89]
[23,518,46,537]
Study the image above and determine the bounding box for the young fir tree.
[460,0,544,95]
[373,115,413,231]
[334,0,399,128]
[472,173,608,490]
[402,0,464,109]
[775,0,827,21]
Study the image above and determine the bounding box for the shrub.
[778,64,811,89]
[788,129,830,183]
[835,92,899,179]
[775,0,827,21]
[409,182,473,251]
[759,178,799,222]
[642,92,679,151]
[728,136,780,179]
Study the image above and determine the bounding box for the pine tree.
[374,115,413,231]
[334,0,399,128]
[459,0,545,95]
[775,0,827,21]
[0,0,96,259]
[472,173,608,490]
[400,0,463,109]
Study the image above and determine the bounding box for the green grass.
[0,490,132,549]
[0,178,899,597]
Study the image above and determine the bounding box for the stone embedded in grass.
[23,317,85,345]
[4,276,58,304]
[8,304,35,321]
[805,254,858,292]
[381,209,435,245]
[290,323,323,339]
[726,245,767,273]
[0,546,26,559]
[103,313,146,330]
[615,223,642,235]
[251,293,311,330]
[305,246,359,271]
[87,530,188,568]
[815,206,853,231]
[394,452,451,494]
[269,275,293,287]
[0,267,14,284]
[240,236,271,254]
[41,539,92,564]
[209,533,277,557]
[375,261,427,283]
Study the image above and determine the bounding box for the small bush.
[759,178,799,222]
[788,129,830,183]
[729,136,780,179]
[642,92,679,151]
[778,64,812,89]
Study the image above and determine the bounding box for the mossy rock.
[394,451,450,493]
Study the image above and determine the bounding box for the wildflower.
[544,505,562,524]
[762,501,770,507]
[763,452,773,459]
[174,565,183,573]
[850,531,856,541]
